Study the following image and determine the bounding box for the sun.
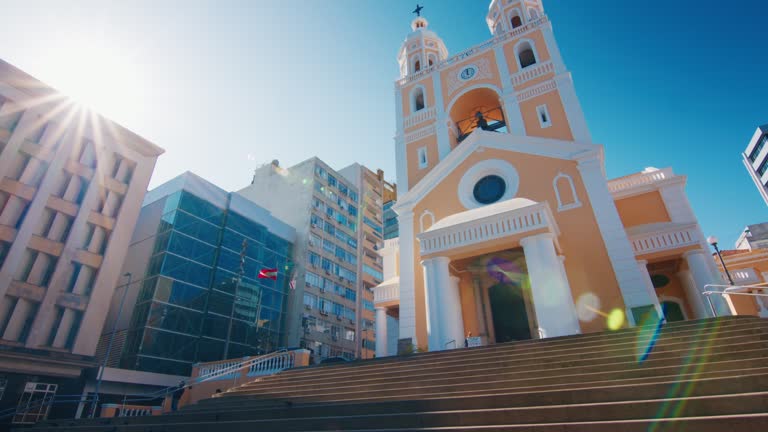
[45,35,144,123]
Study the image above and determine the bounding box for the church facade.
[374,0,733,355]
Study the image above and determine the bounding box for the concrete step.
[265,320,768,384]
[32,392,768,431]
[231,336,768,394]
[223,351,768,401]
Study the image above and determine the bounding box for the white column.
[375,307,388,358]
[636,260,663,319]
[577,156,657,323]
[448,276,465,348]
[396,210,417,347]
[555,73,591,143]
[422,256,453,351]
[684,250,733,316]
[520,233,580,338]
[678,270,709,319]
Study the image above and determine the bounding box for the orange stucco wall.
[502,30,551,79]
[402,76,437,120]
[407,134,439,189]
[519,90,573,141]
[408,148,628,349]
[440,50,503,105]
[614,191,671,228]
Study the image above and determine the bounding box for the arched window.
[414,60,421,72]
[517,41,537,68]
[529,8,539,20]
[510,15,522,28]
[419,210,435,232]
[428,53,437,67]
[661,300,686,322]
[553,173,581,211]
[410,55,422,74]
[411,86,426,112]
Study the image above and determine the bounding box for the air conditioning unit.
[336,315,342,321]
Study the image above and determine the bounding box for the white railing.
[607,168,673,194]
[193,349,295,383]
[418,202,552,255]
[383,238,399,250]
[374,282,399,305]
[395,16,549,87]
[703,284,768,317]
[629,226,698,255]
[404,106,437,129]
[511,61,554,86]
[118,406,157,417]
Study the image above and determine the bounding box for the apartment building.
[239,159,386,362]
[339,164,388,359]
[0,59,163,423]
[743,124,768,206]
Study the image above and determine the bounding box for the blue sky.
[0,0,766,247]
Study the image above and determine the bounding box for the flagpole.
[223,239,248,360]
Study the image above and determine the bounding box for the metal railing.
[456,107,507,143]
[703,283,768,317]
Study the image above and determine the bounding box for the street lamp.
[90,272,132,418]
[708,236,734,285]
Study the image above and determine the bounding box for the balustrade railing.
[395,16,549,87]
[374,282,399,304]
[511,61,554,86]
[607,168,673,194]
[419,201,551,255]
[404,106,437,129]
[629,226,698,255]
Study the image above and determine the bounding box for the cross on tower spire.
[412,4,424,17]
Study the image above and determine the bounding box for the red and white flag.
[289,275,297,290]
[258,268,278,280]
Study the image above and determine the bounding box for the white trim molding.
[553,172,581,211]
[419,210,435,232]
[457,159,520,210]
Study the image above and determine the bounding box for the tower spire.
[412,4,424,17]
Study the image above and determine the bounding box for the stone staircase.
[28,316,768,431]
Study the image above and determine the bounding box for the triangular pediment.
[395,130,603,212]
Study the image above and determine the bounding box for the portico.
[417,198,580,351]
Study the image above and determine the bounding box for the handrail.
[702,283,768,317]
[0,394,97,421]
[444,340,456,349]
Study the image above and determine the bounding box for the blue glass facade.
[383,200,399,240]
[120,190,293,375]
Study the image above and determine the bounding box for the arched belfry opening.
[449,87,507,144]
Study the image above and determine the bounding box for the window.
[511,14,523,28]
[303,293,317,309]
[428,54,437,67]
[517,41,537,68]
[473,175,507,205]
[758,158,768,176]
[536,104,552,128]
[418,147,428,169]
[749,135,767,162]
[414,60,421,72]
[328,175,337,187]
[13,383,57,424]
[411,87,426,112]
[529,8,539,20]
[363,265,383,281]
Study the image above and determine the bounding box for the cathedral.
[373,0,733,355]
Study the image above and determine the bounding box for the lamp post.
[90,272,132,418]
[708,236,734,285]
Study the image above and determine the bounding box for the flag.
[289,274,297,290]
[258,268,278,280]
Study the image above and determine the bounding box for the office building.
[99,172,295,378]
[735,222,768,251]
[743,124,768,206]
[0,59,163,424]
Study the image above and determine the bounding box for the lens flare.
[607,308,625,330]
[576,293,600,322]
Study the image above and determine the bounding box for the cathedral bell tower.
[393,0,592,194]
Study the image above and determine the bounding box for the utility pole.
[223,239,247,360]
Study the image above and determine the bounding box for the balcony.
[373,277,400,306]
[627,223,699,256]
[608,168,673,196]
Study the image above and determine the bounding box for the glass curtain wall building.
[112,172,295,375]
